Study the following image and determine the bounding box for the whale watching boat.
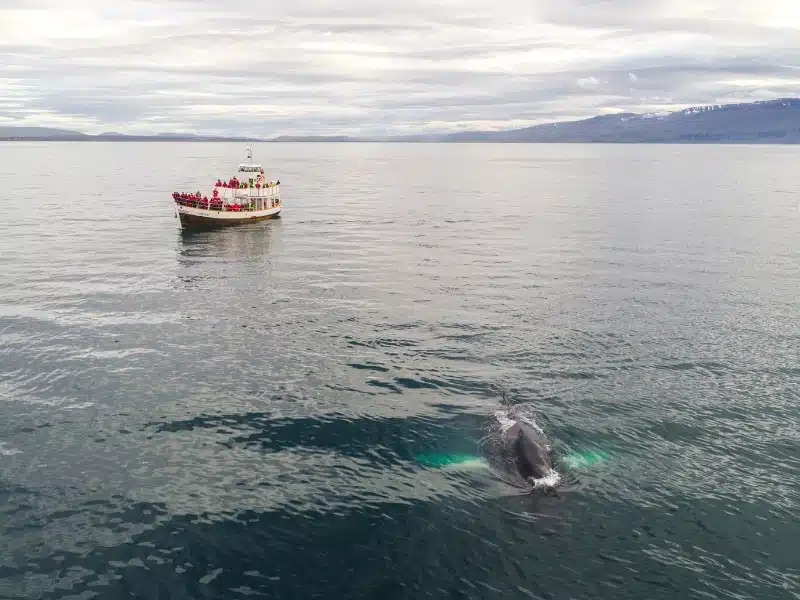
[172,146,282,230]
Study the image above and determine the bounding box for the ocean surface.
[0,142,798,600]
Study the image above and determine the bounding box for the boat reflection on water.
[176,219,283,291]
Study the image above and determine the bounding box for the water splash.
[0,442,22,456]
[530,469,561,489]
[493,409,544,434]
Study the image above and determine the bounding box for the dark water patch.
[523,369,604,381]
[400,375,507,400]
[323,383,379,396]
[366,379,403,393]
[413,347,474,362]
[393,376,440,390]
[653,361,731,375]
[346,362,390,373]
[437,331,490,341]
[345,336,420,350]
[3,491,795,600]
[775,366,800,376]
[147,410,486,468]
[0,497,544,600]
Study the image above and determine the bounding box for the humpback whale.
[497,410,560,490]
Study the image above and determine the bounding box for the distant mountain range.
[0,128,259,142]
[3,98,800,143]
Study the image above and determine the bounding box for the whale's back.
[506,421,553,481]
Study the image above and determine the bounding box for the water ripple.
[0,142,798,600]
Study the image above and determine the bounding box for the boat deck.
[173,197,281,212]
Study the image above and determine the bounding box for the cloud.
[1,0,800,135]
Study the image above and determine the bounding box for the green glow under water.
[562,451,610,470]
[415,453,487,469]
[416,449,610,471]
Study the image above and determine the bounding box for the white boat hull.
[176,204,282,230]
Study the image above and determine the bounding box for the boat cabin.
[238,162,265,187]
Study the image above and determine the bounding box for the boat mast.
[245,143,253,207]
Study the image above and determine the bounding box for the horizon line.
[1,96,798,140]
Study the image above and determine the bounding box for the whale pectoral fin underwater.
[414,453,489,470]
[562,450,610,470]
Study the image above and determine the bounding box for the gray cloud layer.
[2,0,800,135]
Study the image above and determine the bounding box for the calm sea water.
[0,142,798,600]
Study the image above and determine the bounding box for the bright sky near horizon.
[2,0,799,136]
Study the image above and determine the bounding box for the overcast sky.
[2,0,799,136]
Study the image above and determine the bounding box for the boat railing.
[215,182,280,194]
[172,197,281,212]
